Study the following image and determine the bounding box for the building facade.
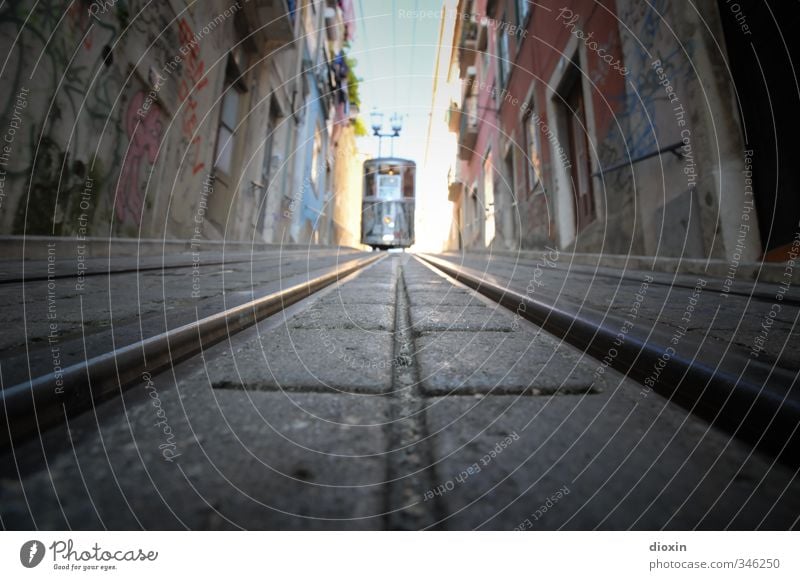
[448,0,800,262]
[0,0,362,246]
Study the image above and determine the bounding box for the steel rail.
[417,253,800,467]
[0,248,360,285]
[1,253,385,448]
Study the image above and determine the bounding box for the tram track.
[0,247,360,285]
[439,250,800,306]
[417,253,800,467]
[3,252,799,530]
[0,253,385,449]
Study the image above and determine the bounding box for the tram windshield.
[377,173,402,200]
[364,161,415,200]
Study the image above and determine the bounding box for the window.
[519,114,530,193]
[214,57,246,175]
[516,0,530,27]
[402,165,415,198]
[214,88,241,174]
[524,104,542,192]
[497,15,510,88]
[471,189,479,230]
[504,148,515,201]
[311,124,323,190]
[564,78,596,230]
[483,149,495,246]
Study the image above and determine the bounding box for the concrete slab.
[416,330,599,395]
[289,303,394,331]
[0,387,389,530]
[408,290,484,307]
[193,326,395,393]
[424,392,800,530]
[316,284,396,305]
[408,305,516,333]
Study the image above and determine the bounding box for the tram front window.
[377,173,402,200]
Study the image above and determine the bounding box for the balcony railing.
[591,142,685,178]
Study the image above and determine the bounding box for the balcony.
[325,6,343,43]
[446,102,461,133]
[242,0,295,49]
[457,94,479,160]
[448,180,464,202]
[458,21,479,77]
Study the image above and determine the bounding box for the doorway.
[564,75,595,233]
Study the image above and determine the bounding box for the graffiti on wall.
[0,0,227,235]
[117,91,164,224]
[611,0,695,161]
[2,0,128,234]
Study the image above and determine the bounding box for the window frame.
[213,57,247,176]
[496,12,510,90]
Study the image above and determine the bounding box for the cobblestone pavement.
[435,252,800,372]
[1,254,798,530]
[0,249,365,387]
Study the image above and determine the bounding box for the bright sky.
[349,0,445,160]
[347,0,460,251]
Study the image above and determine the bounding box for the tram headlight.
[382,234,394,241]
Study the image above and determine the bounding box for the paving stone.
[317,284,396,305]
[415,330,598,395]
[407,290,483,307]
[404,279,448,293]
[424,392,800,530]
[408,305,515,333]
[289,302,394,331]
[197,326,395,393]
[0,386,389,530]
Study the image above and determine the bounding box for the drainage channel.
[0,253,385,449]
[384,258,442,530]
[416,253,800,468]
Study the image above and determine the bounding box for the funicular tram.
[361,158,416,250]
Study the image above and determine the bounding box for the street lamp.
[370,108,403,158]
